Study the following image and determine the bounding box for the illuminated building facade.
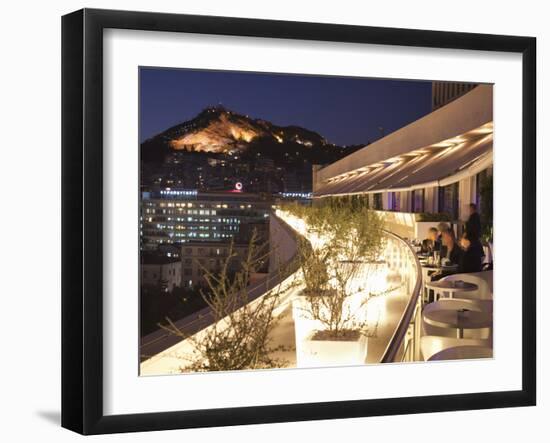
[313,84,493,233]
[432,81,477,110]
[140,189,271,251]
[180,242,251,288]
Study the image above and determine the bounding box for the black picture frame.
[62,8,536,435]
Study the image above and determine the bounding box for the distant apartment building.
[140,189,271,251]
[180,242,254,288]
[432,82,477,110]
[140,253,182,292]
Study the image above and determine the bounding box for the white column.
[458,176,477,221]
[424,187,438,213]
[312,164,322,193]
[382,192,390,210]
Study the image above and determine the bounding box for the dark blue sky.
[140,67,432,146]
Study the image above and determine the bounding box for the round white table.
[423,307,492,339]
[425,280,478,299]
[428,345,493,361]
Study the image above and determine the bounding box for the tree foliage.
[161,231,288,372]
[285,203,387,339]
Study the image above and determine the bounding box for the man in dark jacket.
[465,203,482,241]
[459,232,484,273]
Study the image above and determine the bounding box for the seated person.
[442,228,463,266]
[459,232,484,273]
[435,222,449,253]
[421,227,439,253]
[429,228,463,283]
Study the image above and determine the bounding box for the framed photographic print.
[62,8,536,435]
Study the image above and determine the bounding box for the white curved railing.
[141,210,423,372]
[380,230,423,363]
[139,211,302,363]
[276,209,424,363]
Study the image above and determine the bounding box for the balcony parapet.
[139,211,301,367]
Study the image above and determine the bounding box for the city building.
[312,84,493,236]
[432,81,478,110]
[180,241,254,288]
[140,253,182,292]
[140,189,271,251]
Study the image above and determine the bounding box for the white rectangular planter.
[296,331,368,368]
[292,295,324,342]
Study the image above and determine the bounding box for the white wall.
[0,1,546,442]
[269,213,298,272]
[458,175,477,221]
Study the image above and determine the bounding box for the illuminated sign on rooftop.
[278,192,313,199]
[160,188,198,196]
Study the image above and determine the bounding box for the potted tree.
[291,238,332,345]
[291,206,389,367]
[160,231,289,372]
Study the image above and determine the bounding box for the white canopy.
[315,126,492,197]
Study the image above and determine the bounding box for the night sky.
[140,67,432,146]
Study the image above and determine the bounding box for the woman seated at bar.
[459,232,485,273]
[429,228,463,282]
[441,227,463,266]
[436,222,450,247]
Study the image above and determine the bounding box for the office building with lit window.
[180,242,253,288]
[140,189,271,251]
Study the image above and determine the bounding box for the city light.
[278,192,312,199]
[160,189,198,196]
